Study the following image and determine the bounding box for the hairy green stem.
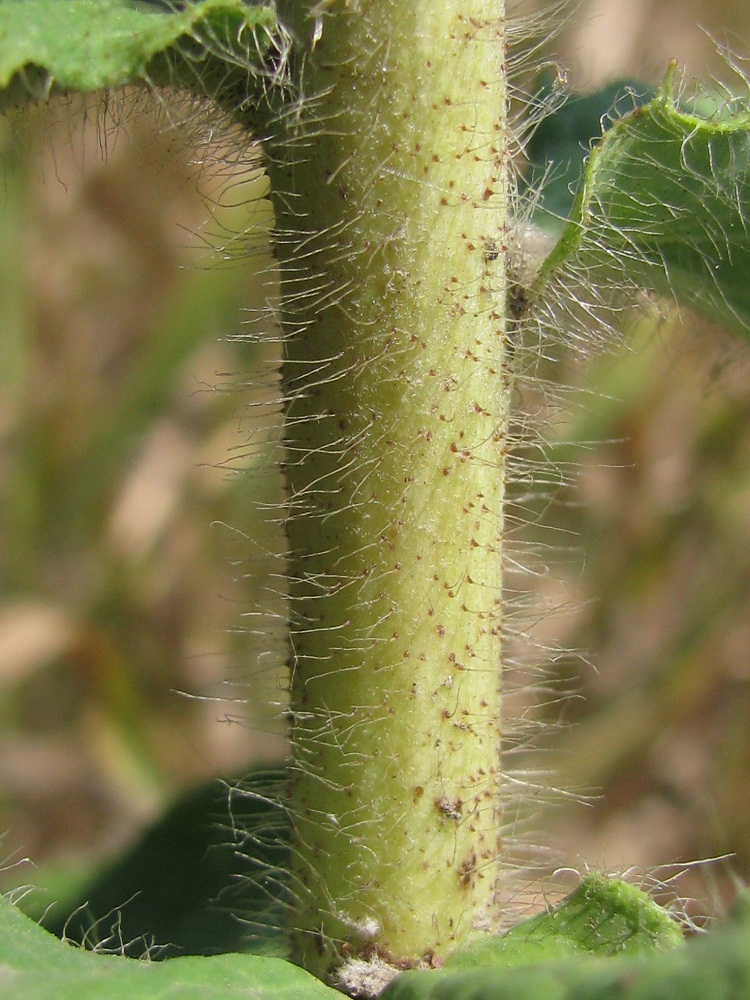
[266,0,508,977]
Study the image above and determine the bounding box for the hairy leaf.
[536,62,750,336]
[524,74,654,226]
[443,874,683,970]
[39,774,290,959]
[0,0,282,116]
[0,891,340,1000]
[382,888,750,1000]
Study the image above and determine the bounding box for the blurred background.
[1,0,749,945]
[0,93,288,920]
[512,0,750,917]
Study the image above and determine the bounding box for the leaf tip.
[660,58,679,101]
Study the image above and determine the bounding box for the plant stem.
[266,0,508,977]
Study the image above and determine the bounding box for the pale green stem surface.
[266,0,508,976]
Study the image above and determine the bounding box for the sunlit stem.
[265,0,508,977]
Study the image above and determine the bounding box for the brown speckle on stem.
[435,796,463,821]
[458,852,478,888]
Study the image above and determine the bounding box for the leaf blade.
[0,0,280,106]
[0,892,340,1000]
[536,62,750,336]
[382,887,750,1000]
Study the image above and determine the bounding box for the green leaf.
[38,773,290,959]
[535,62,750,337]
[0,0,281,115]
[382,887,750,1000]
[523,74,654,226]
[443,873,683,970]
[382,875,682,997]
[0,890,340,1000]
